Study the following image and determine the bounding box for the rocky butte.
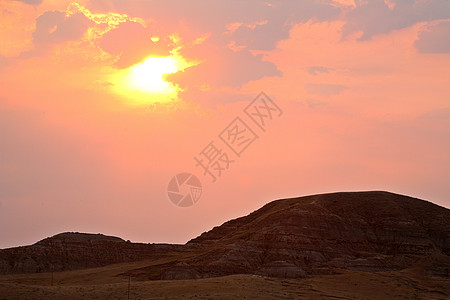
[1,191,449,280]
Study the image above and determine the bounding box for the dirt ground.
[0,262,448,299]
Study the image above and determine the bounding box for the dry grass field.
[0,261,448,299]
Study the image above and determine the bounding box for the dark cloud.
[98,21,173,68]
[13,0,42,5]
[81,0,450,106]
[89,1,332,99]
[307,66,333,76]
[17,11,93,58]
[415,21,450,54]
[305,83,348,97]
[87,1,340,51]
[419,106,450,120]
[80,1,338,104]
[227,1,340,51]
[305,98,327,108]
[342,0,450,40]
[168,89,251,108]
[163,34,281,104]
[168,41,282,89]
[32,11,92,46]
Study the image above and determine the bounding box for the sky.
[0,0,449,249]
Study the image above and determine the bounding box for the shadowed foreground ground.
[0,262,448,299]
[1,192,448,299]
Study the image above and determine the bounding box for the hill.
[0,232,181,274]
[129,191,450,279]
[1,191,449,280]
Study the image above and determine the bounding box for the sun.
[109,53,195,105]
[127,56,180,94]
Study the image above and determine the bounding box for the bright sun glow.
[109,53,196,105]
[128,56,180,93]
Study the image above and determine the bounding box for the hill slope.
[0,232,181,274]
[130,191,450,279]
[1,191,449,280]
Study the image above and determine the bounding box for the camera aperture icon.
[167,173,202,207]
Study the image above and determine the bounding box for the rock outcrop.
[153,191,449,279]
[0,232,181,274]
[1,191,449,279]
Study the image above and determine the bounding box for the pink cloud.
[98,21,174,68]
[415,21,450,53]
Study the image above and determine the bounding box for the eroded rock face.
[1,192,449,279]
[0,232,181,274]
[173,191,449,278]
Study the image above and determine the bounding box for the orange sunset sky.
[0,0,449,248]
